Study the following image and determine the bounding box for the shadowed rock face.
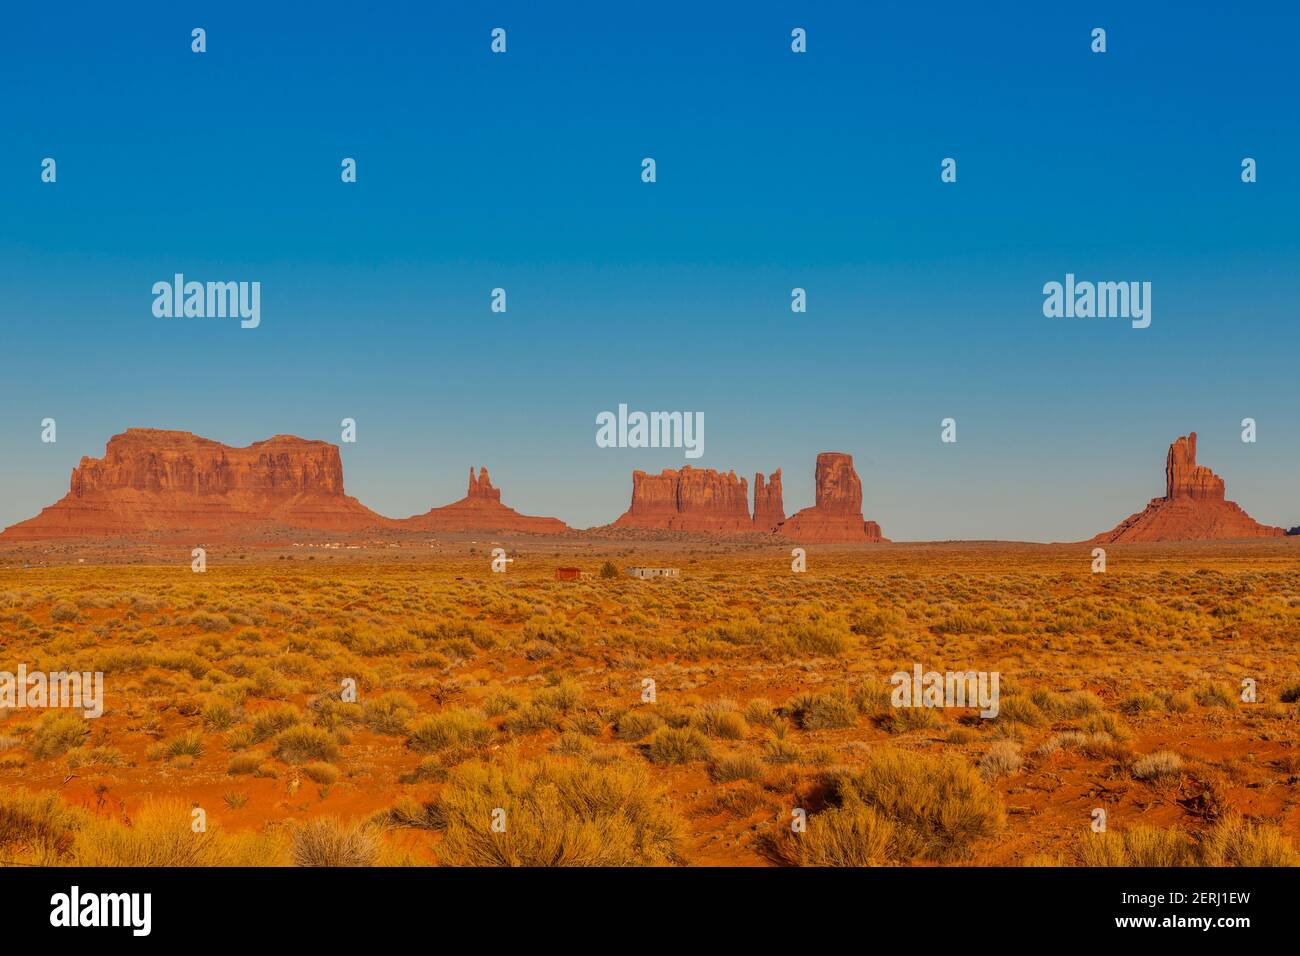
[613,466,752,532]
[778,452,886,543]
[398,467,568,533]
[1091,432,1284,543]
[753,470,785,532]
[2,428,388,539]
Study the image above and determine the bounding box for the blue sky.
[1,1,1297,540]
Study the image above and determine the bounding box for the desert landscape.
[1,428,1297,867]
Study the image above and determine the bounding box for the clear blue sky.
[1,1,1297,540]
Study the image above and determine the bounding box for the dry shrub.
[744,698,776,727]
[1131,751,1183,783]
[1079,826,1197,867]
[302,761,339,785]
[881,706,944,734]
[66,746,126,769]
[995,696,1046,727]
[1081,712,1132,741]
[504,702,562,734]
[1195,682,1238,710]
[360,692,417,735]
[784,691,857,730]
[1078,813,1297,866]
[435,756,686,866]
[709,751,764,783]
[165,730,204,760]
[647,727,711,765]
[1198,814,1299,866]
[250,705,304,742]
[406,709,491,753]
[533,679,583,713]
[1037,731,1126,760]
[615,710,665,741]
[783,618,852,656]
[291,817,380,866]
[778,804,895,867]
[27,713,89,759]
[978,741,1022,780]
[690,702,749,740]
[810,748,1004,863]
[0,790,79,858]
[853,681,893,718]
[1118,692,1162,715]
[274,725,339,764]
[227,752,266,775]
[67,800,287,866]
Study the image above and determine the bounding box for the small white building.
[626,567,680,580]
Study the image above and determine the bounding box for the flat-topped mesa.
[753,469,785,532]
[2,428,387,539]
[67,429,347,497]
[613,465,752,532]
[467,466,502,503]
[1091,432,1284,543]
[778,452,887,543]
[398,466,568,533]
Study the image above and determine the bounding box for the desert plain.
[2,536,1297,867]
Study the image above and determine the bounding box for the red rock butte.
[1090,433,1285,543]
[397,467,569,534]
[777,452,887,543]
[610,454,886,541]
[1,428,387,539]
[613,466,752,533]
[752,470,785,532]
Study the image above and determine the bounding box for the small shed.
[555,567,582,580]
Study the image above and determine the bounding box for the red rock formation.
[753,470,785,532]
[1164,434,1225,500]
[467,466,501,503]
[1091,433,1285,543]
[613,466,752,532]
[2,428,387,539]
[398,467,568,533]
[778,452,887,542]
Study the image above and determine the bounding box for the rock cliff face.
[2,429,387,538]
[752,470,785,532]
[398,467,568,533]
[612,466,752,532]
[1090,433,1284,543]
[777,452,886,542]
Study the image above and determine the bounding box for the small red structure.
[555,567,582,581]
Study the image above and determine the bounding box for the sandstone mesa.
[1,431,567,540]
[1,428,385,539]
[610,452,886,542]
[776,452,887,543]
[612,466,752,533]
